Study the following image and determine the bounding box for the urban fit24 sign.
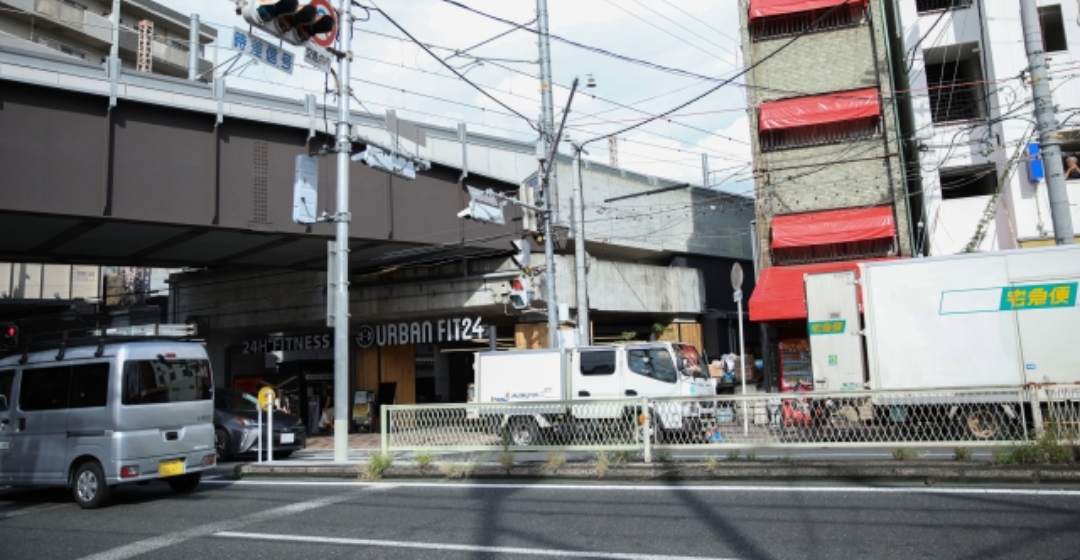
[355,317,486,348]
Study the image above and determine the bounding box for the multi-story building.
[738,0,920,391]
[0,0,215,78]
[897,0,1080,253]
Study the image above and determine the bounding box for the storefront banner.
[355,316,486,348]
[242,333,332,354]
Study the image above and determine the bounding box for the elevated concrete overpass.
[0,45,524,276]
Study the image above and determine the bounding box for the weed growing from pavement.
[499,450,515,473]
[992,423,1077,465]
[546,453,567,473]
[440,455,480,479]
[746,450,758,462]
[727,449,741,461]
[232,464,244,480]
[594,451,612,478]
[703,456,719,472]
[414,452,435,470]
[953,447,972,461]
[612,450,632,465]
[361,452,394,480]
[892,448,922,461]
[780,454,793,464]
[654,449,673,463]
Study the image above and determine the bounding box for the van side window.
[627,349,677,384]
[20,366,71,411]
[70,363,110,409]
[122,359,212,405]
[0,370,13,411]
[580,351,616,376]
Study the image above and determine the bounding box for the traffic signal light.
[509,277,530,310]
[237,0,338,47]
[1,323,17,349]
[510,239,531,271]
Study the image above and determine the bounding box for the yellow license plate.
[159,459,185,478]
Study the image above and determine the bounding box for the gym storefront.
[229,315,496,434]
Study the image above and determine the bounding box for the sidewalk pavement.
[239,455,1080,484]
[304,433,380,451]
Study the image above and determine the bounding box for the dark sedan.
[214,388,306,460]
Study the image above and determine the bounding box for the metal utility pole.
[331,0,354,462]
[188,14,199,81]
[701,153,709,189]
[571,148,589,345]
[1020,0,1076,244]
[110,0,120,60]
[536,0,560,346]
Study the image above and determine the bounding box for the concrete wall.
[170,256,705,334]
[740,0,915,266]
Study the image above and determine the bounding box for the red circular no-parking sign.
[307,0,338,48]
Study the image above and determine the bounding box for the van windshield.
[121,359,212,406]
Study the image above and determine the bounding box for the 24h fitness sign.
[355,317,486,348]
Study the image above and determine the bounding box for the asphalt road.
[4,474,1080,560]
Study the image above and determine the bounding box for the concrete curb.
[237,461,1080,483]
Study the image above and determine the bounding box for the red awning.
[759,88,880,131]
[771,206,895,249]
[749,259,896,322]
[749,0,865,19]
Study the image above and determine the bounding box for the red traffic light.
[510,279,525,291]
[1,323,16,348]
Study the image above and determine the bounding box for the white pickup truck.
[470,342,713,445]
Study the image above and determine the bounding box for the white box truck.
[470,342,713,445]
[801,244,1080,438]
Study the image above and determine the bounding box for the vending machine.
[778,339,813,392]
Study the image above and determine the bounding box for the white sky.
[180,0,754,194]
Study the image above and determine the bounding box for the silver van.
[0,339,216,508]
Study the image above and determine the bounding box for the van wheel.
[215,428,231,461]
[72,461,111,509]
[508,417,540,446]
[167,473,202,494]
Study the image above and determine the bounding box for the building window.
[772,238,896,265]
[750,3,867,42]
[57,0,88,11]
[925,43,986,124]
[915,0,971,14]
[760,118,881,152]
[758,88,883,152]
[939,165,997,199]
[1039,5,1069,53]
[31,33,88,60]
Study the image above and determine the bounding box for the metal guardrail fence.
[381,386,1080,458]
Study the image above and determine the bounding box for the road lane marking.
[215,531,735,560]
[78,491,361,560]
[203,479,1080,496]
[0,503,68,519]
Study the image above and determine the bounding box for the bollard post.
[641,396,652,464]
[268,393,274,463]
[380,405,389,456]
[256,405,262,463]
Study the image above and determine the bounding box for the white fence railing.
[381,386,1080,458]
